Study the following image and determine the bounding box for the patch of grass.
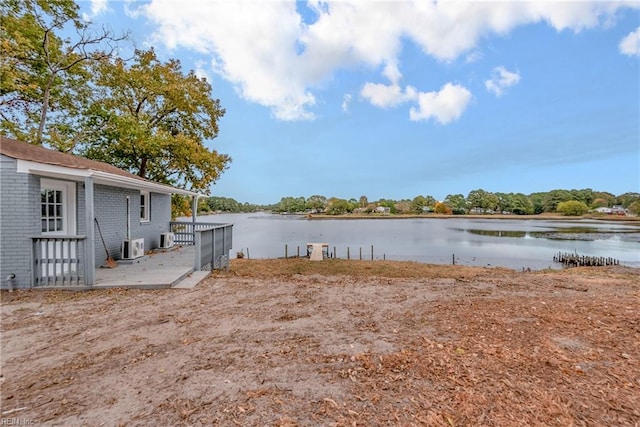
[217,258,502,280]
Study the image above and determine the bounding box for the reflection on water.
[462,229,527,238]
[464,227,640,243]
[192,213,640,270]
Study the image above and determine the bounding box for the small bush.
[557,200,589,216]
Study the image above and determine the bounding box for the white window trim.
[41,178,76,235]
[140,190,150,223]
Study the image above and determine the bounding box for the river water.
[193,212,640,270]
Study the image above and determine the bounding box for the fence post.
[285,244,288,259]
[371,245,374,261]
[194,230,201,271]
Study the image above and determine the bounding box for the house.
[0,136,229,289]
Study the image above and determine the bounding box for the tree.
[444,194,467,214]
[410,195,436,213]
[325,197,352,215]
[79,49,229,192]
[306,195,327,212]
[359,195,368,208]
[543,190,572,212]
[628,200,640,216]
[467,189,498,212]
[616,192,640,208]
[1,0,126,147]
[394,200,412,214]
[434,202,452,214]
[557,200,589,216]
[411,195,428,214]
[377,199,397,214]
[510,193,534,215]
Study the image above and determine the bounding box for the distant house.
[0,136,203,289]
[594,207,613,214]
[375,206,391,214]
[594,205,628,216]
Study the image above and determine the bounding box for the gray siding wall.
[93,185,170,267]
[0,155,40,289]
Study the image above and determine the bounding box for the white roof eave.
[16,159,199,197]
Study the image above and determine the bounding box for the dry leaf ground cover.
[1,259,639,426]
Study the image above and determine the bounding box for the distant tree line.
[202,189,640,217]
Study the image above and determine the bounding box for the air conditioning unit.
[159,232,174,249]
[122,238,144,259]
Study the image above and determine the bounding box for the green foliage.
[444,194,467,213]
[171,194,191,220]
[0,0,126,146]
[78,48,229,192]
[616,192,640,208]
[467,189,499,212]
[306,195,327,212]
[411,195,435,213]
[206,196,257,213]
[325,197,353,215]
[274,196,306,213]
[557,200,589,216]
[628,201,640,216]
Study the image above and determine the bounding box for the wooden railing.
[31,235,86,287]
[169,221,232,246]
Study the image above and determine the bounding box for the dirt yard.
[1,260,639,426]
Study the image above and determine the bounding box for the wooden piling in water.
[553,251,620,267]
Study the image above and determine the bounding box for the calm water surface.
[193,213,640,270]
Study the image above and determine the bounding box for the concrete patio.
[94,245,209,289]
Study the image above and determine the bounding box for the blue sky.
[81,1,639,204]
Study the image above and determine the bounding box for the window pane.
[42,219,47,232]
[48,204,54,216]
[41,204,46,216]
[56,204,62,217]
[49,219,55,231]
[41,190,47,203]
[55,219,62,231]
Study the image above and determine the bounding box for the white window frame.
[40,178,76,235]
[140,190,150,223]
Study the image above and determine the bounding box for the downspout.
[126,196,131,240]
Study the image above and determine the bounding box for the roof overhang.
[16,159,200,197]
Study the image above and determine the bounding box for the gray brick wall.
[93,185,171,266]
[0,155,40,289]
[1,155,172,287]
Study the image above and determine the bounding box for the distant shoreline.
[304,213,640,222]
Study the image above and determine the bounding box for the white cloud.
[341,94,352,113]
[485,66,521,97]
[465,50,483,64]
[360,82,418,108]
[82,0,108,21]
[193,60,212,83]
[141,0,638,121]
[409,83,472,124]
[619,27,640,56]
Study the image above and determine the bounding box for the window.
[41,189,64,233]
[140,191,150,222]
[40,179,76,235]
